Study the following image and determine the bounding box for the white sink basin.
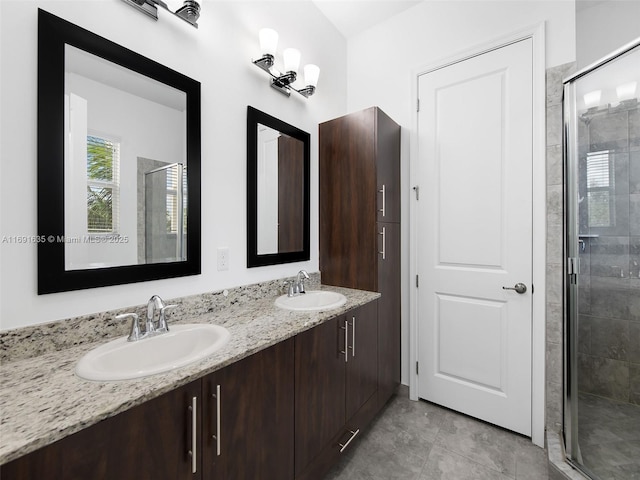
[76,324,230,382]
[275,290,347,311]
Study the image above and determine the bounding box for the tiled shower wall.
[546,62,576,433]
[576,101,640,404]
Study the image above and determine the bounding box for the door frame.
[408,23,546,447]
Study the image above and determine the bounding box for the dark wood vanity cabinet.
[294,301,378,480]
[203,338,294,480]
[1,379,203,480]
[319,106,401,410]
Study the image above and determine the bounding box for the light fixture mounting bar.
[120,0,200,28]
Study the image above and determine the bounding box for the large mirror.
[37,10,201,294]
[247,106,310,267]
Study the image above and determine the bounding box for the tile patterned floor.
[326,389,549,480]
[576,393,640,480]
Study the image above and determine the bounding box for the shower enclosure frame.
[563,36,640,479]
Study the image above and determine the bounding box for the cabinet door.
[203,339,294,480]
[378,222,401,407]
[294,316,346,477]
[1,380,202,480]
[319,109,378,291]
[375,108,401,224]
[345,300,378,420]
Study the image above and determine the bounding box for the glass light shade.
[616,81,637,101]
[304,64,320,87]
[283,48,301,74]
[583,90,602,108]
[259,28,278,56]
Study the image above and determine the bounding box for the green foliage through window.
[87,136,119,233]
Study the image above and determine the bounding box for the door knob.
[502,283,527,294]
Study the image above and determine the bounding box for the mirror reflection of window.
[86,135,120,234]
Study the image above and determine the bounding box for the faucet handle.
[157,304,178,333]
[116,313,143,342]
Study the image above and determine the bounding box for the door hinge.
[416,361,419,375]
[417,98,420,112]
[567,257,580,275]
[413,185,419,200]
[416,274,419,288]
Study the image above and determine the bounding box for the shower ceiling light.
[121,0,201,28]
[252,28,320,98]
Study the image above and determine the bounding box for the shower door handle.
[502,283,527,294]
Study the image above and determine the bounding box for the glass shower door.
[144,163,186,263]
[564,39,640,480]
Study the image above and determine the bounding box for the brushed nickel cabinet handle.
[378,184,386,217]
[338,429,360,453]
[378,227,386,260]
[211,384,221,456]
[188,396,197,474]
[351,316,356,357]
[340,319,349,363]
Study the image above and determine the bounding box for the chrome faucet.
[147,295,178,335]
[116,295,178,342]
[146,295,165,334]
[294,270,309,295]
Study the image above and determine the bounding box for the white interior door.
[416,38,533,435]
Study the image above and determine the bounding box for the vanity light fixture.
[121,0,201,28]
[616,81,637,102]
[252,28,320,98]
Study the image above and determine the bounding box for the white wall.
[344,0,576,384]
[576,0,640,69]
[0,0,347,330]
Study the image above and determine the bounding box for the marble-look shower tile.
[630,194,640,236]
[578,315,591,354]
[546,380,563,429]
[588,356,630,401]
[590,317,629,360]
[577,353,593,393]
[546,341,563,385]
[630,150,640,194]
[546,264,563,305]
[546,62,575,107]
[628,288,640,321]
[418,445,511,480]
[546,302,563,345]
[630,108,640,148]
[630,364,640,405]
[546,223,563,266]
[589,282,629,319]
[546,104,563,147]
[589,110,630,152]
[629,323,640,363]
[547,184,564,226]
[547,144,563,187]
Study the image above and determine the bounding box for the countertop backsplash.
[0,272,321,364]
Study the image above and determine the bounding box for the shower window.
[586,150,613,227]
[86,135,120,234]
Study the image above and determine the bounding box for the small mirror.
[38,10,201,293]
[247,106,310,267]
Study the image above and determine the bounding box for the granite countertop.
[0,285,379,465]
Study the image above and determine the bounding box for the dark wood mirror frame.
[37,9,201,294]
[247,106,310,267]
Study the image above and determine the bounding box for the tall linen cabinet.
[319,106,401,408]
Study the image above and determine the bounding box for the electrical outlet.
[217,247,229,271]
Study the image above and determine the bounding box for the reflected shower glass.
[144,163,187,263]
